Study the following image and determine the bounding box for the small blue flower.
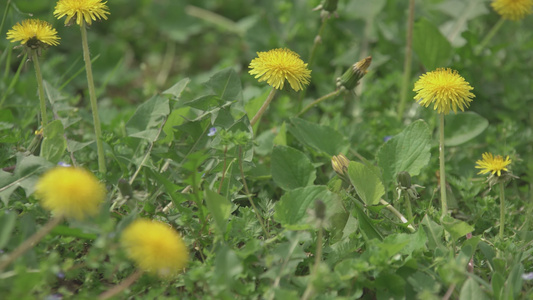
[45,293,63,300]
[522,272,533,280]
[56,271,65,279]
[208,127,217,137]
[57,162,71,167]
[383,135,392,142]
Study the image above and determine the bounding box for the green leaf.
[444,112,489,146]
[377,120,431,184]
[126,94,170,141]
[0,154,52,206]
[50,225,98,240]
[352,201,383,241]
[163,78,190,99]
[204,189,232,235]
[41,120,67,164]
[413,18,452,71]
[420,215,444,250]
[460,277,489,300]
[273,122,287,146]
[274,185,343,230]
[0,211,17,248]
[442,215,474,241]
[206,68,242,103]
[271,145,316,190]
[347,161,384,206]
[288,117,349,156]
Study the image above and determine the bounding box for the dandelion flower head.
[413,68,475,115]
[491,0,533,21]
[54,0,110,26]
[35,167,106,220]
[249,48,311,92]
[6,19,60,48]
[121,219,189,278]
[475,152,512,176]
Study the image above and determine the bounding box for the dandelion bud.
[397,171,412,189]
[322,0,338,13]
[336,56,372,90]
[332,154,350,182]
[314,199,326,221]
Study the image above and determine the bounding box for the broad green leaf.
[161,107,191,144]
[0,154,52,206]
[442,215,474,241]
[50,225,98,240]
[444,112,488,146]
[504,262,524,300]
[66,140,93,152]
[492,272,505,300]
[41,120,67,164]
[347,161,384,206]
[0,211,16,248]
[288,117,349,156]
[352,201,383,241]
[213,246,243,287]
[273,122,287,146]
[206,68,242,103]
[271,145,316,190]
[163,78,190,99]
[274,185,343,230]
[126,95,170,141]
[421,215,444,250]
[204,189,232,235]
[460,278,489,300]
[377,120,431,184]
[413,18,452,71]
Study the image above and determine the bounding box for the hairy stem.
[439,113,448,218]
[251,88,277,127]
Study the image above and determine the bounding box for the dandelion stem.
[439,113,448,218]
[31,50,49,131]
[238,146,270,239]
[98,269,143,300]
[380,199,415,232]
[404,193,414,222]
[297,17,328,112]
[80,21,106,174]
[499,181,506,240]
[475,18,505,56]
[250,88,277,127]
[0,216,63,272]
[297,89,341,117]
[301,224,323,300]
[397,0,415,121]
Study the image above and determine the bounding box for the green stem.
[297,17,328,111]
[297,89,341,117]
[404,194,414,221]
[98,269,143,300]
[31,50,48,131]
[0,0,12,42]
[0,216,63,272]
[380,199,415,232]
[397,0,415,121]
[475,18,505,55]
[439,113,448,218]
[238,146,270,239]
[301,225,323,300]
[499,181,505,240]
[250,88,277,127]
[80,21,106,174]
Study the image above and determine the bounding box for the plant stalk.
[98,269,143,300]
[31,50,48,131]
[0,216,63,272]
[475,18,505,55]
[439,113,448,218]
[499,181,505,240]
[250,88,277,127]
[80,21,106,174]
[301,225,323,300]
[297,89,341,117]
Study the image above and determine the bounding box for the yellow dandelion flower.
[121,219,189,278]
[491,0,533,21]
[413,68,475,115]
[249,48,311,92]
[54,0,110,26]
[6,19,60,48]
[35,167,106,220]
[475,152,512,176]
